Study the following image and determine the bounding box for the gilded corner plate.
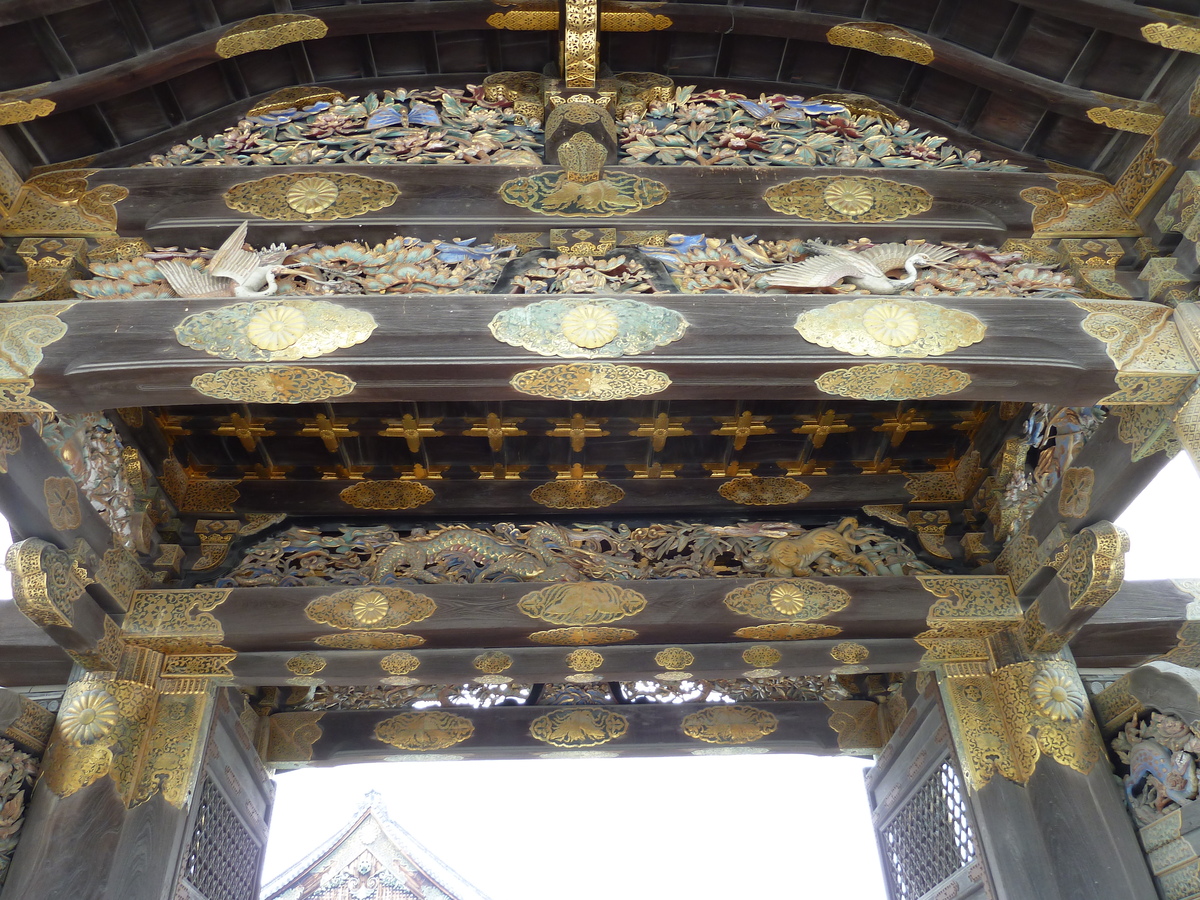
[175,299,376,362]
[489,297,688,358]
[764,176,932,223]
[498,171,668,217]
[511,363,670,400]
[795,299,986,358]
[815,363,971,400]
[191,366,355,403]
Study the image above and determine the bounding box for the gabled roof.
[260,790,492,900]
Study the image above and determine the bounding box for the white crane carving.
[762,240,958,294]
[157,221,290,298]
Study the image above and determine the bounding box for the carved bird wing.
[804,240,887,277]
[208,221,264,285]
[156,260,228,297]
[763,255,870,288]
[859,242,957,272]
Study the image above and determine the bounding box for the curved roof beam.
[7,3,1160,123]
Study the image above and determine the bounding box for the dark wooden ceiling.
[0,0,1195,176]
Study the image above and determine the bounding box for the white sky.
[1115,451,1200,581]
[261,755,885,900]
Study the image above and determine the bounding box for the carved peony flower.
[823,180,875,216]
[58,688,120,744]
[862,303,922,346]
[285,175,339,214]
[561,304,620,349]
[246,306,307,351]
[1029,669,1087,721]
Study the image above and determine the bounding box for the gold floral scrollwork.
[6,537,87,627]
[734,623,842,641]
[134,684,214,808]
[518,583,646,626]
[826,22,934,64]
[1141,23,1200,54]
[1020,176,1141,237]
[267,712,325,764]
[43,476,82,531]
[764,176,932,223]
[527,626,638,645]
[682,706,778,745]
[121,588,232,653]
[511,363,670,400]
[315,632,425,650]
[530,479,624,509]
[374,710,474,752]
[1058,467,1094,518]
[215,14,328,58]
[723,579,850,622]
[305,586,436,630]
[224,172,398,221]
[563,0,599,87]
[795,299,986,358]
[825,701,883,754]
[339,480,434,510]
[499,170,669,217]
[487,10,560,30]
[0,413,26,473]
[915,576,1020,668]
[831,642,869,664]
[175,299,377,362]
[1056,522,1129,610]
[529,708,628,748]
[1116,133,1175,217]
[191,366,355,403]
[815,363,971,401]
[0,171,126,237]
[718,477,811,506]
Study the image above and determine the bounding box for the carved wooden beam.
[14,295,1184,411]
[264,699,883,764]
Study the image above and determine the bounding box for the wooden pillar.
[1,649,218,900]
[935,639,1156,900]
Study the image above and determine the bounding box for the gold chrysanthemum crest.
[1029,668,1087,721]
[224,171,398,220]
[764,176,932,222]
[724,579,850,622]
[796,299,985,358]
[490,297,688,358]
[58,688,120,744]
[305,587,436,631]
[176,299,376,362]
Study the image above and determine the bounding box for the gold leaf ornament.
[58,688,120,744]
[815,363,971,400]
[824,180,875,216]
[246,306,307,351]
[374,710,475,751]
[681,707,778,744]
[518,583,647,626]
[795,299,985,358]
[1029,668,1087,721]
[285,176,338,215]
[529,708,628,748]
[562,304,620,349]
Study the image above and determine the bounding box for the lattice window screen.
[879,758,977,899]
[180,775,262,900]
